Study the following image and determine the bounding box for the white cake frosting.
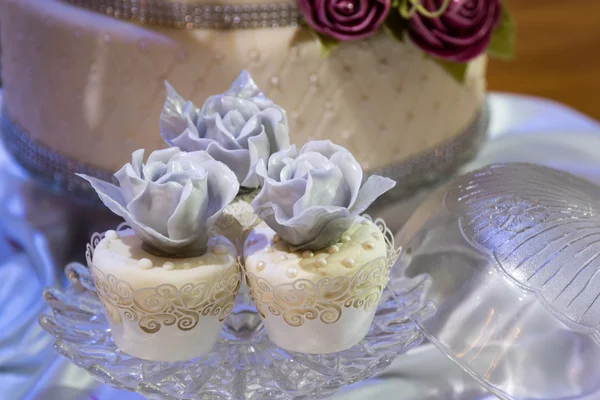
[0,0,486,174]
[91,229,240,361]
[243,217,389,353]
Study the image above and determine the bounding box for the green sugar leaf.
[310,30,340,58]
[487,3,516,60]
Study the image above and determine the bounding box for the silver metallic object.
[62,0,302,29]
[397,163,600,400]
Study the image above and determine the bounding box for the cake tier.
[91,229,240,361]
[1,0,486,176]
[243,218,389,353]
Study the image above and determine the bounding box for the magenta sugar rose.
[297,0,391,41]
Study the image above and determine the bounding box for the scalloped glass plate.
[39,259,428,400]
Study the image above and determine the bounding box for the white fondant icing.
[105,230,119,241]
[92,229,239,361]
[285,268,298,278]
[243,217,388,354]
[2,0,485,174]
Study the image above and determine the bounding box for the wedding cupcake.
[160,70,289,248]
[243,140,397,354]
[79,148,241,362]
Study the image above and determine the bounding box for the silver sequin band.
[63,0,301,29]
[0,104,489,207]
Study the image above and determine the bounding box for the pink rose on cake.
[407,0,502,62]
[297,0,391,41]
[252,140,395,250]
[160,71,289,191]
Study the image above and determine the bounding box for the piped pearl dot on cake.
[342,235,351,243]
[280,254,288,261]
[342,258,356,269]
[361,220,370,226]
[273,234,281,243]
[286,268,298,279]
[105,230,119,241]
[213,244,229,255]
[256,261,266,271]
[302,250,314,259]
[371,232,381,240]
[163,262,175,271]
[328,245,339,254]
[314,258,327,268]
[137,258,153,270]
[362,241,375,250]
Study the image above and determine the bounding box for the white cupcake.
[89,229,239,361]
[243,141,397,354]
[79,148,241,361]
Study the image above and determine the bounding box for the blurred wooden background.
[488,0,600,119]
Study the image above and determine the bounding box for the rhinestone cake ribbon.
[0,104,488,207]
[62,0,301,29]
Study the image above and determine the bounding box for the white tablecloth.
[2,93,599,400]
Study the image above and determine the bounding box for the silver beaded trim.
[63,0,301,29]
[369,101,489,207]
[0,110,114,205]
[0,104,488,207]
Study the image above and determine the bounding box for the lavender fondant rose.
[252,140,396,250]
[160,71,289,190]
[78,148,239,257]
[297,0,391,41]
[408,0,501,63]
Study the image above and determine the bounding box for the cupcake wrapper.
[86,223,241,362]
[244,215,401,354]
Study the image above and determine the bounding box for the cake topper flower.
[160,71,290,190]
[78,148,239,257]
[405,0,502,63]
[297,0,391,41]
[251,140,396,250]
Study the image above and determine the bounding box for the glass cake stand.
[39,258,430,400]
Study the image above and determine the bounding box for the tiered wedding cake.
[0,0,511,200]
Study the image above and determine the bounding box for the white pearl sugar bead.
[302,250,314,259]
[286,268,298,278]
[163,262,175,271]
[105,230,119,241]
[256,261,266,271]
[314,258,327,268]
[273,234,281,243]
[341,235,351,243]
[280,254,288,261]
[213,244,229,255]
[328,245,339,254]
[342,258,356,269]
[362,241,375,250]
[138,258,153,270]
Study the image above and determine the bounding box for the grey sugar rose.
[160,70,290,190]
[252,140,396,250]
[78,148,239,257]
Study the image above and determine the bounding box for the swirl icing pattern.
[245,257,389,326]
[244,215,399,327]
[86,223,241,334]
